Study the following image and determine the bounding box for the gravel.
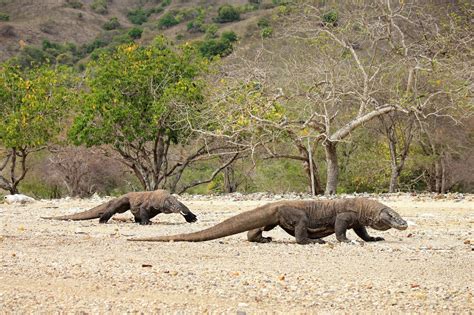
[0,194,473,313]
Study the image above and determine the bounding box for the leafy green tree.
[0,63,75,194]
[68,37,218,191]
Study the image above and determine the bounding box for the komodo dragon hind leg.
[99,197,131,224]
[247,224,277,243]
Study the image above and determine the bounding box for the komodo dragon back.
[129,205,279,242]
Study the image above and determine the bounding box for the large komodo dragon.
[42,190,197,225]
[129,198,407,244]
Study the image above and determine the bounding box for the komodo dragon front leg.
[353,226,384,242]
[335,212,384,242]
[134,206,153,225]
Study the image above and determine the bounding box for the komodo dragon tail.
[129,205,279,242]
[41,203,109,221]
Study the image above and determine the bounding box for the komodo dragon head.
[163,195,197,223]
[371,207,408,231]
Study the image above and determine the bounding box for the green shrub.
[205,23,218,39]
[90,47,108,60]
[56,52,74,65]
[221,31,238,43]
[12,46,51,68]
[127,8,148,25]
[0,12,10,21]
[81,38,109,55]
[198,38,233,59]
[157,12,179,29]
[42,39,62,52]
[77,62,86,72]
[91,0,108,14]
[187,19,205,33]
[65,0,83,9]
[322,9,338,26]
[216,5,240,23]
[257,17,270,28]
[111,33,133,45]
[149,6,164,15]
[239,3,259,13]
[128,27,143,39]
[103,17,121,30]
[261,26,273,38]
[174,7,200,22]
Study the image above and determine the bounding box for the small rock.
[4,194,35,204]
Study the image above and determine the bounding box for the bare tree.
[216,0,470,194]
[47,146,129,197]
[0,147,32,194]
[377,113,416,192]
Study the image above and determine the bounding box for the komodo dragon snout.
[163,196,197,223]
[378,208,408,230]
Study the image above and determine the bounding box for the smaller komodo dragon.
[42,190,197,225]
[128,198,407,244]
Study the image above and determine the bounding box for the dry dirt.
[1,194,473,314]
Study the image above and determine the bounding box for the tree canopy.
[0,63,75,193]
[69,37,211,190]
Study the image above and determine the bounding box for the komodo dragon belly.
[307,227,335,238]
[280,226,334,239]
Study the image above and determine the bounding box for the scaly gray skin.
[41,190,197,225]
[128,198,407,244]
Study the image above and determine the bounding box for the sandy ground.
[0,194,473,314]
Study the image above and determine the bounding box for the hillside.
[0,0,271,63]
[1,0,472,197]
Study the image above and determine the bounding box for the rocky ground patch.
[1,194,473,313]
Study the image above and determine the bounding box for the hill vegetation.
[1,0,473,198]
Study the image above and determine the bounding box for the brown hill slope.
[0,0,266,62]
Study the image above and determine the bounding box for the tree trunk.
[435,159,442,193]
[440,155,447,194]
[324,141,338,195]
[303,157,323,195]
[389,166,400,193]
[223,166,237,193]
[296,145,323,195]
[9,184,19,195]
